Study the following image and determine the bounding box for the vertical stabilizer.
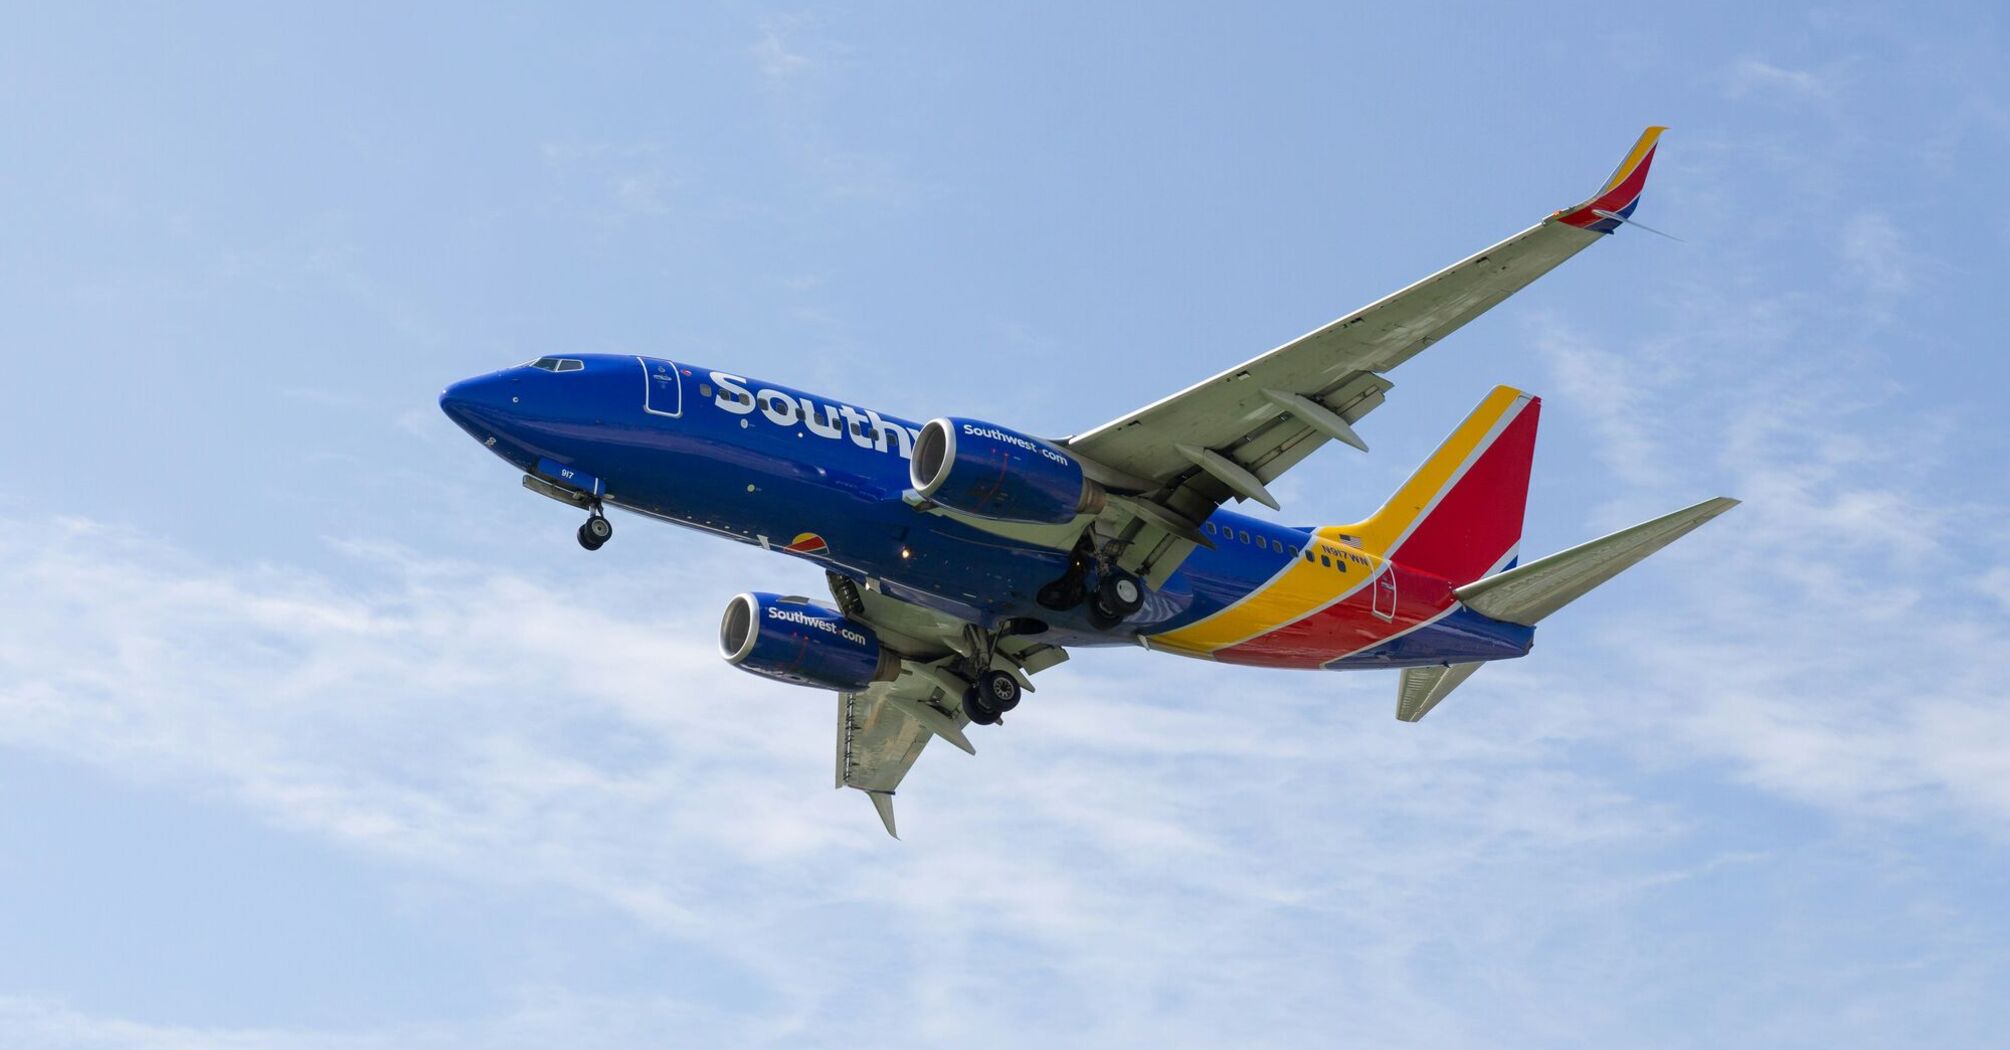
[1333,386,1540,585]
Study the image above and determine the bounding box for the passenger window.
[1206,522,1217,535]
[1238,530,1250,544]
[1303,550,1314,563]
[1256,536,1268,551]
[1320,554,1332,568]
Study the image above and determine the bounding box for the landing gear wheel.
[577,513,612,551]
[977,669,1022,714]
[963,686,1002,726]
[1087,570,1144,628]
[1098,572,1145,616]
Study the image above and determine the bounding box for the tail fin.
[1332,386,1540,585]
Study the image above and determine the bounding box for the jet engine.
[719,592,898,691]
[910,418,1106,524]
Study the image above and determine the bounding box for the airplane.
[439,126,1735,837]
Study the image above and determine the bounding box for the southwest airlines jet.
[441,128,1734,836]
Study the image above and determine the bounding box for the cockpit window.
[528,357,585,372]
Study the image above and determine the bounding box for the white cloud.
[0,989,766,1050]
[5,466,2010,1044]
[1839,211,1916,320]
[1980,566,2010,611]
[750,15,811,81]
[1728,57,1834,101]
[0,512,1801,1045]
[537,141,683,219]
[1524,234,2010,837]
[1526,311,1678,488]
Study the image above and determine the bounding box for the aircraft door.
[1372,566,1397,621]
[640,357,683,417]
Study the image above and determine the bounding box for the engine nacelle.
[718,592,898,691]
[910,418,1106,524]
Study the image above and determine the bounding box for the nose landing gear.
[576,507,613,551]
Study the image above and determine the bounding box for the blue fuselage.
[439,354,1531,668]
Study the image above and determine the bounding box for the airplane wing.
[836,681,969,838]
[1066,127,1668,539]
[825,572,1068,836]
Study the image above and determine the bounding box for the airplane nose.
[438,372,514,433]
[438,377,476,421]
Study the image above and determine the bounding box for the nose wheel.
[577,509,613,551]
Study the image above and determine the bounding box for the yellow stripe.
[1327,385,1526,556]
[1150,544,1384,656]
[1600,126,1668,194]
[1151,386,1525,655]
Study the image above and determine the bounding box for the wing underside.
[826,572,1068,837]
[837,684,969,838]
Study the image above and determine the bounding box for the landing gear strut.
[955,623,1026,726]
[576,507,613,551]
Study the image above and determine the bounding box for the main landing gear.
[963,668,1022,726]
[1036,533,1146,629]
[576,506,613,551]
[954,622,1029,727]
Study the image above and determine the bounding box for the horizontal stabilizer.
[1455,497,1738,626]
[1396,661,1483,722]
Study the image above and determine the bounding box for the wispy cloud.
[741,12,917,205]
[5,485,2009,1043]
[1839,211,1915,320]
[750,14,812,81]
[1727,57,1834,101]
[537,141,684,220]
[1526,311,1678,489]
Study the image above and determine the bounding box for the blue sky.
[2,3,2007,1046]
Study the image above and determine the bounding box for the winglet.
[867,790,898,838]
[1556,126,1666,234]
